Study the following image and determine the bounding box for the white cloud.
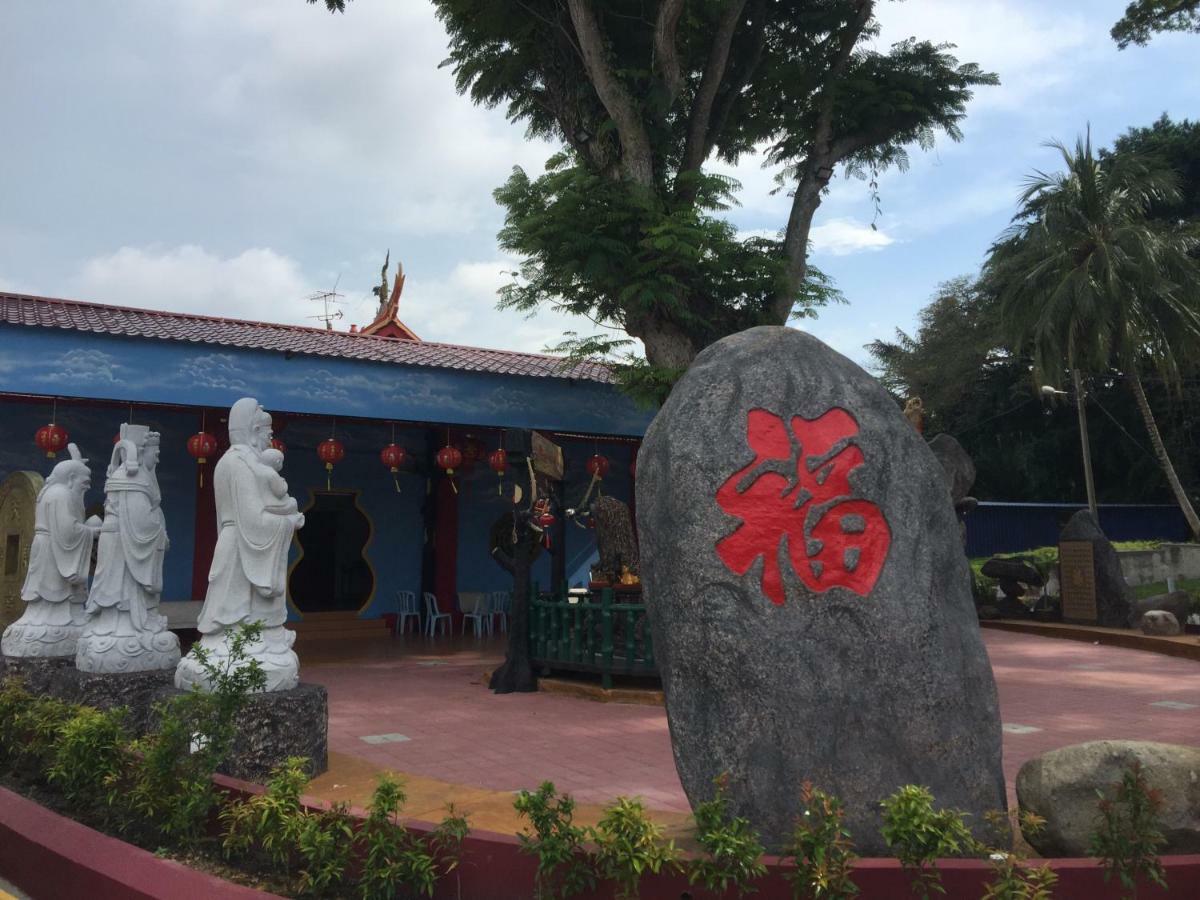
[810,219,895,256]
[72,245,315,325]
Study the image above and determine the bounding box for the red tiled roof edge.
[0,292,616,384]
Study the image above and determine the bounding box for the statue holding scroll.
[175,398,305,692]
[1,445,100,658]
[77,424,181,673]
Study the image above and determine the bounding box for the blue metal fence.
[964,502,1189,558]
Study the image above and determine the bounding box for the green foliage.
[1109,115,1200,227]
[295,801,356,898]
[783,781,859,900]
[47,705,132,814]
[513,781,596,899]
[123,623,268,847]
[1089,761,1169,895]
[0,680,79,780]
[306,0,995,391]
[880,785,974,899]
[979,810,1058,900]
[220,756,310,871]
[1112,0,1200,48]
[590,796,679,900]
[358,773,457,900]
[687,774,767,897]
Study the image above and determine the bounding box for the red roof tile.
[0,292,615,384]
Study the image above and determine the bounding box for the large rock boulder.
[928,434,976,506]
[637,326,1005,855]
[1059,511,1133,628]
[1129,590,1193,629]
[1140,610,1182,636]
[1017,741,1200,856]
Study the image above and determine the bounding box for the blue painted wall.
[0,397,199,603]
[0,325,653,436]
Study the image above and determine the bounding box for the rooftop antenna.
[306,275,345,330]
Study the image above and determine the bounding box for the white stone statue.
[175,398,305,692]
[1,445,101,659]
[76,424,181,674]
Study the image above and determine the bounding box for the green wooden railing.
[528,584,657,689]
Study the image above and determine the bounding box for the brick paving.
[302,630,1199,817]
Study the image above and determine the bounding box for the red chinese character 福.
[715,407,891,605]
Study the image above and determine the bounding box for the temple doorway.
[289,491,375,613]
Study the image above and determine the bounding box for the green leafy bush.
[1090,761,1168,895]
[295,801,356,898]
[47,704,132,815]
[687,774,767,897]
[220,755,310,870]
[513,781,596,899]
[979,810,1057,900]
[0,680,79,781]
[590,796,678,900]
[880,785,974,898]
[784,781,859,900]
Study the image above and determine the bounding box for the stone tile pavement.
[301,630,1199,831]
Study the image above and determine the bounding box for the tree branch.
[565,0,656,185]
[773,0,874,323]
[704,0,768,156]
[680,0,750,178]
[654,0,686,103]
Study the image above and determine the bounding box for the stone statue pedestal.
[75,668,177,734]
[174,624,299,694]
[152,682,328,782]
[76,622,181,675]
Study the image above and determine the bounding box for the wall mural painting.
[0,327,653,436]
[716,407,891,606]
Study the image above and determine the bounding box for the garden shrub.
[295,800,356,898]
[784,780,859,900]
[590,795,678,900]
[880,785,974,898]
[47,704,132,816]
[513,781,596,899]
[1090,761,1168,895]
[978,810,1057,900]
[220,755,310,871]
[688,774,767,897]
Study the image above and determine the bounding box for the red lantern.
[187,431,218,464]
[436,444,463,494]
[269,437,286,453]
[35,423,69,459]
[318,437,345,489]
[586,454,609,479]
[187,431,219,486]
[487,448,507,495]
[380,442,406,493]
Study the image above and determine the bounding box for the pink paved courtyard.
[305,629,1200,813]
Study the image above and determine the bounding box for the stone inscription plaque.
[1059,540,1097,624]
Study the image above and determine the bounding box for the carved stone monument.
[77,424,181,674]
[637,327,1006,854]
[176,398,305,692]
[1,445,100,661]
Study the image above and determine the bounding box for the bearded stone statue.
[175,398,304,692]
[1,444,100,658]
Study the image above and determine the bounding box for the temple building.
[0,266,649,637]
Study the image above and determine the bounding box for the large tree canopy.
[1112,0,1200,48]
[311,0,996,401]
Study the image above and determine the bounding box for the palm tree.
[985,129,1200,539]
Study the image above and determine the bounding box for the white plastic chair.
[423,592,451,637]
[394,590,419,636]
[460,591,492,638]
[489,590,511,633]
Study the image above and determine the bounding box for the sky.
[2,0,1198,367]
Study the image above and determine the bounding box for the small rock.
[928,434,976,505]
[1017,741,1200,856]
[1141,610,1182,636]
[1129,591,1192,629]
[980,557,1045,588]
[977,605,1001,620]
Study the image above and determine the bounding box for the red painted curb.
[0,786,282,900]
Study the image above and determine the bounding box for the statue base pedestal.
[1,655,78,697]
[174,625,299,693]
[74,668,177,734]
[152,681,328,783]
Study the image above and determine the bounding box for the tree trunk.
[1072,368,1099,520]
[1129,369,1200,541]
[636,315,698,370]
[489,522,539,694]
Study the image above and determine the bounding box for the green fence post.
[625,607,636,674]
[600,588,614,690]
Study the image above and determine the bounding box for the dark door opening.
[289,492,374,613]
